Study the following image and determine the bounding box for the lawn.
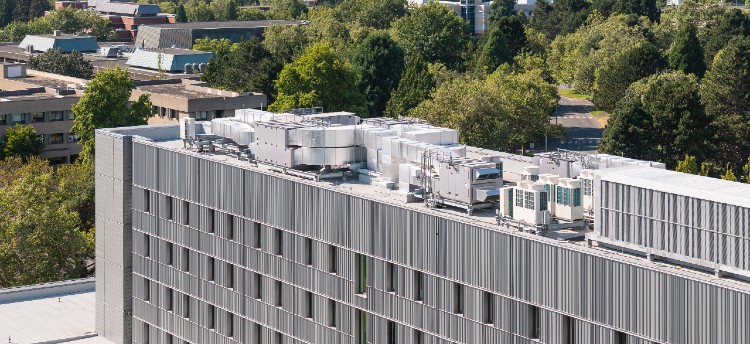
[558,88,591,100]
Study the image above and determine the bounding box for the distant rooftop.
[95,1,161,16]
[126,48,213,72]
[0,279,108,344]
[141,20,298,29]
[18,33,99,53]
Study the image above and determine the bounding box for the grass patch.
[589,110,610,128]
[590,110,606,116]
[558,89,591,100]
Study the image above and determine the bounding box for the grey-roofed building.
[96,2,161,16]
[126,48,213,72]
[95,113,750,344]
[134,20,301,49]
[18,32,99,53]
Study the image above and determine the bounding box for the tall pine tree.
[385,56,436,118]
[669,23,706,77]
[175,4,188,23]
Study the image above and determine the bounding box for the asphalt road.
[546,96,603,153]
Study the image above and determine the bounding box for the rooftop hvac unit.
[198,63,206,72]
[192,63,199,73]
[180,117,196,140]
[26,45,33,53]
[184,64,193,74]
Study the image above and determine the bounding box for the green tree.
[742,157,750,183]
[0,125,44,162]
[13,0,50,22]
[186,1,215,22]
[721,164,737,181]
[27,49,94,79]
[699,162,711,177]
[409,65,562,152]
[494,15,527,57]
[612,0,659,22]
[599,90,657,160]
[700,9,750,68]
[668,23,706,77]
[351,32,405,118]
[335,0,407,29]
[238,8,267,21]
[489,0,517,25]
[212,0,238,21]
[385,56,435,118]
[175,4,188,23]
[193,38,236,58]
[269,0,308,20]
[201,38,282,101]
[71,67,152,163]
[675,155,698,174]
[390,1,469,69]
[592,42,666,112]
[270,41,366,114]
[475,25,513,74]
[0,0,14,27]
[529,0,590,39]
[263,24,310,64]
[0,157,92,288]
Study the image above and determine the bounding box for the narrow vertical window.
[143,323,150,344]
[165,288,173,312]
[226,263,234,289]
[356,253,367,294]
[183,294,190,319]
[254,273,262,300]
[357,309,367,344]
[182,201,190,225]
[143,189,150,213]
[181,247,190,272]
[143,278,150,302]
[227,214,234,241]
[165,195,173,220]
[207,256,215,282]
[454,283,463,314]
[329,245,337,274]
[274,229,283,256]
[253,222,262,249]
[483,291,494,325]
[275,280,283,307]
[227,312,234,338]
[616,331,627,344]
[143,234,150,258]
[306,291,314,319]
[566,315,575,344]
[207,304,215,329]
[305,237,313,265]
[530,305,540,339]
[414,330,423,344]
[328,299,337,328]
[255,323,262,343]
[414,271,423,302]
[207,208,215,233]
[165,242,173,266]
[387,262,396,293]
[387,321,396,344]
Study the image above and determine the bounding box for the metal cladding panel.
[102,137,750,344]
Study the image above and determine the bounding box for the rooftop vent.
[53,30,62,36]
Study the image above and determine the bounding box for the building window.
[31,112,44,123]
[207,256,215,282]
[414,271,423,302]
[225,263,234,289]
[453,283,463,315]
[181,247,190,272]
[143,234,150,258]
[306,291,314,319]
[616,331,627,344]
[356,253,367,294]
[387,262,396,293]
[253,222,262,249]
[530,305,540,339]
[143,323,150,344]
[274,228,283,256]
[50,111,65,121]
[143,189,150,213]
[182,201,190,225]
[226,214,234,241]
[207,208,215,233]
[387,321,396,344]
[274,280,283,307]
[183,294,190,319]
[165,287,173,312]
[165,196,173,220]
[254,273,262,300]
[226,312,234,338]
[483,291,494,325]
[207,304,215,330]
[143,278,150,302]
[566,315,575,344]
[10,113,25,124]
[49,133,64,144]
[357,309,367,344]
[67,111,75,120]
[195,111,209,120]
[540,191,548,211]
[305,237,313,265]
[68,134,79,143]
[328,299,336,328]
[329,245,337,274]
[0,114,6,125]
[414,330,423,344]
[165,242,173,266]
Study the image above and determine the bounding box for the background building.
[95,112,750,344]
[18,32,99,53]
[134,20,300,49]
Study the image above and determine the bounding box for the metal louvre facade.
[95,130,750,344]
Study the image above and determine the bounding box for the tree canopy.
[351,32,405,117]
[385,56,436,118]
[475,25,513,75]
[27,49,94,79]
[668,23,706,77]
[270,41,366,114]
[0,124,44,162]
[391,2,469,69]
[592,42,666,112]
[71,67,152,163]
[335,0,407,30]
[201,38,282,101]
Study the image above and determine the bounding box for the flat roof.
[135,82,257,99]
[99,124,750,294]
[0,279,108,344]
[596,166,750,208]
[137,48,212,56]
[27,34,95,40]
[141,20,298,29]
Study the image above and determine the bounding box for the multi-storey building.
[95,112,750,344]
